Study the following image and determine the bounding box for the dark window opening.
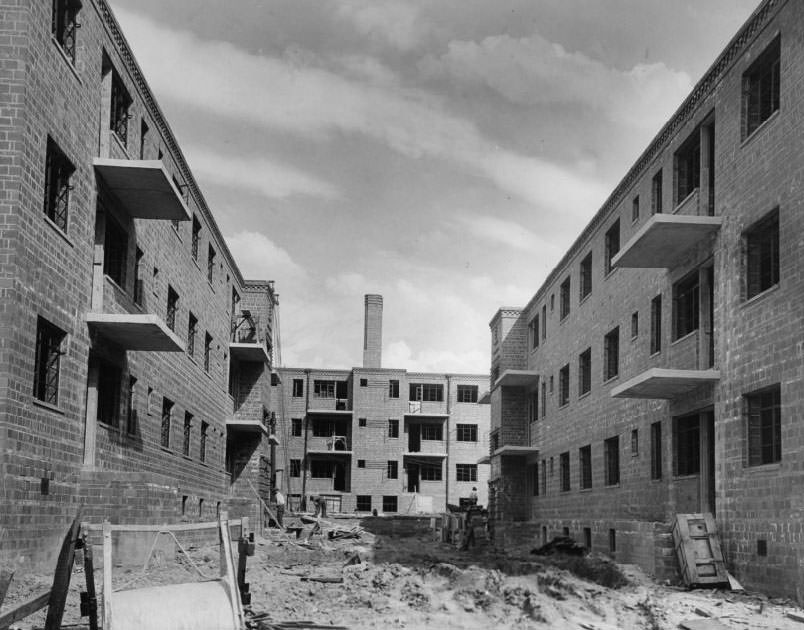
[96,359,121,427]
[531,464,539,496]
[358,417,367,427]
[604,436,620,486]
[559,452,570,492]
[200,421,208,463]
[675,130,700,205]
[631,311,639,338]
[578,348,591,396]
[456,463,477,482]
[456,424,478,442]
[289,459,301,477]
[604,219,620,275]
[632,195,640,222]
[529,315,540,349]
[160,398,173,449]
[52,0,81,63]
[558,364,570,406]
[609,529,616,554]
[34,317,66,405]
[110,69,132,145]
[191,216,201,261]
[457,385,478,403]
[356,496,372,512]
[674,414,700,476]
[746,384,781,466]
[420,463,442,481]
[742,36,780,139]
[560,276,571,320]
[651,170,663,214]
[292,379,304,397]
[579,445,592,489]
[745,209,779,299]
[650,295,662,354]
[541,305,547,340]
[388,379,399,398]
[187,313,197,357]
[126,376,137,435]
[420,424,443,441]
[204,332,212,372]
[139,119,149,159]
[183,412,192,457]
[409,383,444,402]
[757,539,768,557]
[359,378,367,387]
[133,248,144,306]
[673,271,699,339]
[291,418,302,437]
[103,213,128,289]
[388,419,399,438]
[387,460,398,479]
[207,245,216,284]
[631,429,639,456]
[43,138,74,232]
[357,459,365,468]
[604,327,619,381]
[580,253,593,299]
[383,496,398,513]
[650,421,662,479]
[166,286,179,331]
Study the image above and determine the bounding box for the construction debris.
[531,536,587,557]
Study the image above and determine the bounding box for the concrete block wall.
[488,0,804,600]
[0,0,274,567]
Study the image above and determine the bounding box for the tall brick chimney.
[363,294,383,369]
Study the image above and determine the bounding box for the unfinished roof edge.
[517,0,785,317]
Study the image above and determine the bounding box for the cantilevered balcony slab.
[612,214,722,269]
[226,418,268,435]
[494,369,539,389]
[403,451,447,459]
[477,455,491,465]
[229,342,271,363]
[403,412,449,419]
[491,445,539,457]
[307,449,352,456]
[611,367,720,399]
[93,158,191,221]
[86,313,185,352]
[307,408,352,415]
[478,390,491,404]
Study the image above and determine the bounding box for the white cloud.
[114,8,606,214]
[420,32,692,130]
[335,1,425,51]
[185,145,339,200]
[324,272,371,295]
[225,231,306,284]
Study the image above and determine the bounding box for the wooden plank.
[0,590,51,629]
[85,518,243,533]
[102,521,113,630]
[219,515,243,630]
[0,570,13,609]
[45,508,83,630]
[81,527,99,630]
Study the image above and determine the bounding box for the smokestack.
[363,294,383,369]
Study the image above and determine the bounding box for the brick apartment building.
[275,295,490,515]
[0,0,277,566]
[486,0,804,599]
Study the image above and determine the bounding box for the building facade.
[0,0,276,566]
[487,0,804,599]
[275,296,490,515]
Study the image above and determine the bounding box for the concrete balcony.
[93,158,190,221]
[493,369,539,390]
[225,417,269,436]
[229,310,272,364]
[405,400,448,416]
[307,435,352,456]
[491,445,539,458]
[307,403,352,414]
[612,213,721,269]
[85,312,184,352]
[478,390,491,404]
[611,367,720,399]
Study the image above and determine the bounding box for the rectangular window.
[540,381,547,418]
[139,119,149,160]
[420,463,442,481]
[674,414,700,476]
[110,69,132,145]
[541,305,547,340]
[456,424,478,442]
[311,419,344,438]
[357,459,366,468]
[651,170,663,214]
[103,213,128,288]
[559,452,570,492]
[604,326,619,380]
[540,460,547,495]
[314,380,334,398]
[604,436,620,486]
[579,252,592,299]
[558,364,570,407]
[531,464,539,496]
[456,385,478,403]
[43,137,75,232]
[161,398,173,449]
[166,286,178,331]
[388,418,399,438]
[207,245,216,283]
[358,417,367,427]
[746,385,781,466]
[289,459,301,477]
[409,383,444,402]
[675,130,700,204]
[52,0,81,63]
[673,271,699,339]
[579,445,592,489]
[631,429,639,456]
[559,276,571,319]
[96,359,121,427]
[388,379,399,398]
[650,295,662,354]
[204,333,212,372]
[183,412,192,457]
[604,219,620,275]
[310,460,333,478]
[529,314,540,349]
[191,216,201,261]
[383,496,398,513]
[33,317,66,405]
[528,390,539,423]
[356,496,372,512]
[126,376,137,435]
[745,209,779,299]
[742,36,780,139]
[650,421,662,479]
[632,195,640,222]
[387,460,398,479]
[292,378,304,397]
[291,418,302,437]
[187,313,197,357]
[420,424,443,441]
[133,248,144,306]
[578,348,591,396]
[456,464,477,482]
[631,311,639,338]
[200,421,208,463]
[359,378,367,387]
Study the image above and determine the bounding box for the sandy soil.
[2,516,804,630]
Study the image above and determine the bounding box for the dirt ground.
[3,516,804,630]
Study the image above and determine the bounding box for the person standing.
[273,489,285,528]
[469,487,478,506]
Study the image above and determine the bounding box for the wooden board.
[44,508,83,630]
[672,513,728,587]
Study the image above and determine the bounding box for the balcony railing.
[229,310,272,364]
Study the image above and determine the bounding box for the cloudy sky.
[109,0,758,373]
